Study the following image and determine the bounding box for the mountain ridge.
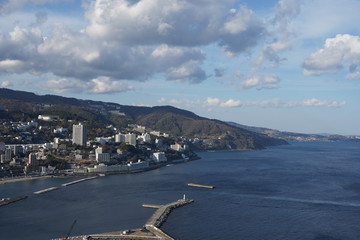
[0,88,288,150]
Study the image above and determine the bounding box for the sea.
[1,141,360,240]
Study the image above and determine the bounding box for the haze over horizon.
[0,0,359,135]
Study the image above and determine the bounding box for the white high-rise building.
[115,133,126,143]
[72,123,87,145]
[125,133,137,146]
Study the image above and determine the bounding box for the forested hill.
[0,88,287,150]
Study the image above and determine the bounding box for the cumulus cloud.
[85,1,265,54]
[252,0,301,69]
[45,77,134,94]
[303,34,360,76]
[0,0,270,90]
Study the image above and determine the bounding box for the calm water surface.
[1,142,360,240]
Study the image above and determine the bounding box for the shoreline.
[0,175,53,184]
[0,156,201,185]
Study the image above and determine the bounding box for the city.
[0,115,198,179]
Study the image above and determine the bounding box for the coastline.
[0,156,201,185]
[0,175,54,184]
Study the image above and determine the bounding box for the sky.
[0,0,359,135]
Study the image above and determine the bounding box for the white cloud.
[45,77,134,94]
[0,0,288,91]
[255,41,292,66]
[220,99,242,107]
[346,72,360,80]
[300,98,346,108]
[205,97,221,106]
[165,60,207,83]
[0,80,12,87]
[85,0,265,54]
[165,97,346,109]
[157,97,166,104]
[273,0,303,34]
[303,34,360,76]
[239,73,281,90]
[89,76,134,94]
[240,76,260,89]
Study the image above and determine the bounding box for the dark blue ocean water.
[1,142,360,240]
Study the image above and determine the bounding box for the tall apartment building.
[72,123,87,146]
[115,133,126,143]
[125,133,136,146]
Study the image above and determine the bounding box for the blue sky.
[0,0,359,135]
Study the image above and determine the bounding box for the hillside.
[0,88,287,150]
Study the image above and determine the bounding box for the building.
[170,142,189,152]
[139,133,151,143]
[115,133,126,143]
[125,133,137,146]
[4,148,12,162]
[87,163,129,173]
[26,153,39,172]
[95,147,111,163]
[0,142,5,152]
[38,115,57,121]
[170,143,183,152]
[72,123,87,145]
[128,160,150,171]
[152,152,167,162]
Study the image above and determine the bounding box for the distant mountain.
[228,122,359,142]
[0,88,288,150]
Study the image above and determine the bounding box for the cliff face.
[0,88,288,150]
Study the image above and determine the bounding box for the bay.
[1,142,360,240]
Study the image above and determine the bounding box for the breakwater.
[0,196,28,207]
[61,176,97,187]
[54,198,194,240]
[34,186,59,194]
[187,183,215,189]
[145,199,194,228]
